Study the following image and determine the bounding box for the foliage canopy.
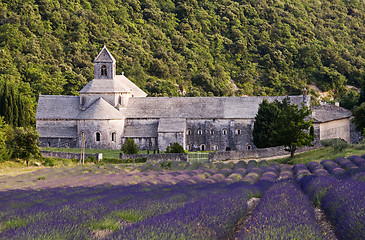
[121,138,139,154]
[253,97,314,158]
[166,142,185,153]
[0,0,365,126]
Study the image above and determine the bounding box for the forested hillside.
[0,0,365,125]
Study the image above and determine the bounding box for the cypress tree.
[11,86,18,127]
[3,82,14,126]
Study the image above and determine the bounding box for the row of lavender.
[1,155,364,191]
[234,155,365,240]
[301,175,365,240]
[1,155,365,239]
[0,180,262,239]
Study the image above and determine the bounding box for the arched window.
[187,129,192,135]
[101,65,107,76]
[213,145,218,151]
[210,129,214,135]
[247,144,252,150]
[235,129,241,135]
[197,129,203,135]
[47,142,51,147]
[200,144,206,151]
[222,129,227,135]
[96,132,101,142]
[187,145,192,151]
[112,132,116,142]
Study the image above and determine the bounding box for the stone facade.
[36,47,354,152]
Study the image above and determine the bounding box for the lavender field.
[1,155,365,239]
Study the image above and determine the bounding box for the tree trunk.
[290,146,296,158]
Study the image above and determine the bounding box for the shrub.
[165,142,184,153]
[320,138,348,151]
[121,138,139,154]
[42,158,56,167]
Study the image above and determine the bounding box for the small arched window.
[187,129,192,135]
[200,144,206,151]
[247,144,252,150]
[101,65,107,76]
[96,132,101,142]
[187,145,192,151]
[197,129,203,135]
[235,129,241,135]
[213,145,218,151]
[47,142,51,147]
[222,129,227,135]
[210,129,214,135]
[112,132,116,142]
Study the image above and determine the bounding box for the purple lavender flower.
[236,181,329,239]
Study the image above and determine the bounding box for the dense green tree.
[121,138,139,154]
[252,99,281,148]
[166,142,185,153]
[0,117,10,161]
[340,89,359,110]
[6,127,40,165]
[0,81,34,127]
[0,0,364,117]
[253,97,314,158]
[352,102,365,136]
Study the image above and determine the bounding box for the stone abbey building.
[36,47,353,151]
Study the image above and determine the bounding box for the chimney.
[303,87,308,105]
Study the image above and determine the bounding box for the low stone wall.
[41,151,102,161]
[120,153,188,162]
[208,146,287,161]
[208,143,321,161]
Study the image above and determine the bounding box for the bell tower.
[94,45,116,79]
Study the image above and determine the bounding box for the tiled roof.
[35,95,81,120]
[125,96,308,119]
[77,97,124,120]
[79,75,147,97]
[123,121,158,137]
[37,125,77,138]
[158,118,186,132]
[94,46,116,63]
[312,104,352,123]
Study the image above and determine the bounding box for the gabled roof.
[37,126,77,138]
[125,96,306,119]
[94,46,116,63]
[123,121,158,137]
[36,95,81,120]
[115,75,147,97]
[79,78,131,94]
[77,97,124,120]
[312,104,352,123]
[158,118,186,133]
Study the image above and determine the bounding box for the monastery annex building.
[36,47,353,151]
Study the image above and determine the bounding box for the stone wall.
[208,146,286,161]
[120,153,188,162]
[318,118,351,142]
[41,151,102,161]
[208,144,321,161]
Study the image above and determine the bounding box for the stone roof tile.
[35,95,81,120]
[312,104,352,123]
[77,97,124,120]
[94,46,116,63]
[126,96,307,119]
[123,121,158,137]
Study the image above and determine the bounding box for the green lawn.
[40,147,154,159]
[274,145,365,165]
